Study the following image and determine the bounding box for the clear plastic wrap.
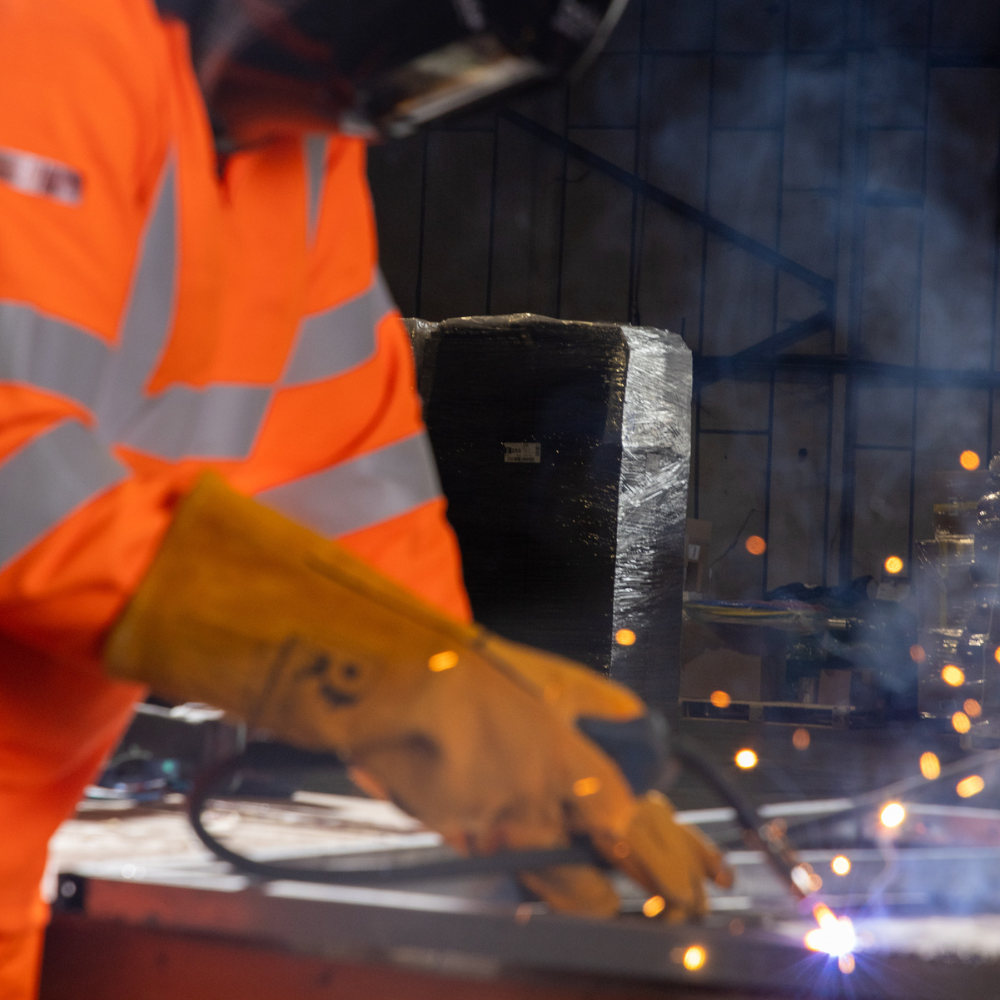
[405,315,692,712]
[608,324,693,708]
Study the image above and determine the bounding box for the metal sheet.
[55,862,1000,999]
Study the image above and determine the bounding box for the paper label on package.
[503,442,541,463]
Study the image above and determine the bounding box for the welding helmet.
[163,0,630,145]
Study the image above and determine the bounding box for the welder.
[0,2,729,995]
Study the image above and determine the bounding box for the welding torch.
[669,736,820,902]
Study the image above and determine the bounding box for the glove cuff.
[104,472,478,745]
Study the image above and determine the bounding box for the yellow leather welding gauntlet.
[105,474,731,920]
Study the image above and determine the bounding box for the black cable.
[708,508,759,568]
[188,742,600,884]
[190,736,813,901]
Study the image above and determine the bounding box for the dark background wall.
[368,0,1000,601]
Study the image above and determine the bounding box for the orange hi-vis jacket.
[0,0,469,994]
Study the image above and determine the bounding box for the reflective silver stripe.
[0,420,127,565]
[94,160,178,440]
[304,135,327,243]
[281,272,395,386]
[257,432,442,537]
[0,302,107,406]
[117,384,272,460]
[0,156,402,464]
[91,160,269,459]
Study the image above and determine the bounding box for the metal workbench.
[40,795,1000,1000]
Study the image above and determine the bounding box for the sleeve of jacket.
[0,4,180,671]
[251,134,473,623]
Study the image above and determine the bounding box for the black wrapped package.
[406,314,692,712]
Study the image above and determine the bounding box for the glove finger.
[678,820,734,889]
[518,865,620,918]
[482,636,644,723]
[619,795,712,918]
[627,822,705,917]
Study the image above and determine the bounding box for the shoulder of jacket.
[0,0,174,196]
[0,0,169,88]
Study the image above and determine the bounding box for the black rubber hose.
[187,743,600,884]
[190,738,809,898]
[670,736,764,833]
